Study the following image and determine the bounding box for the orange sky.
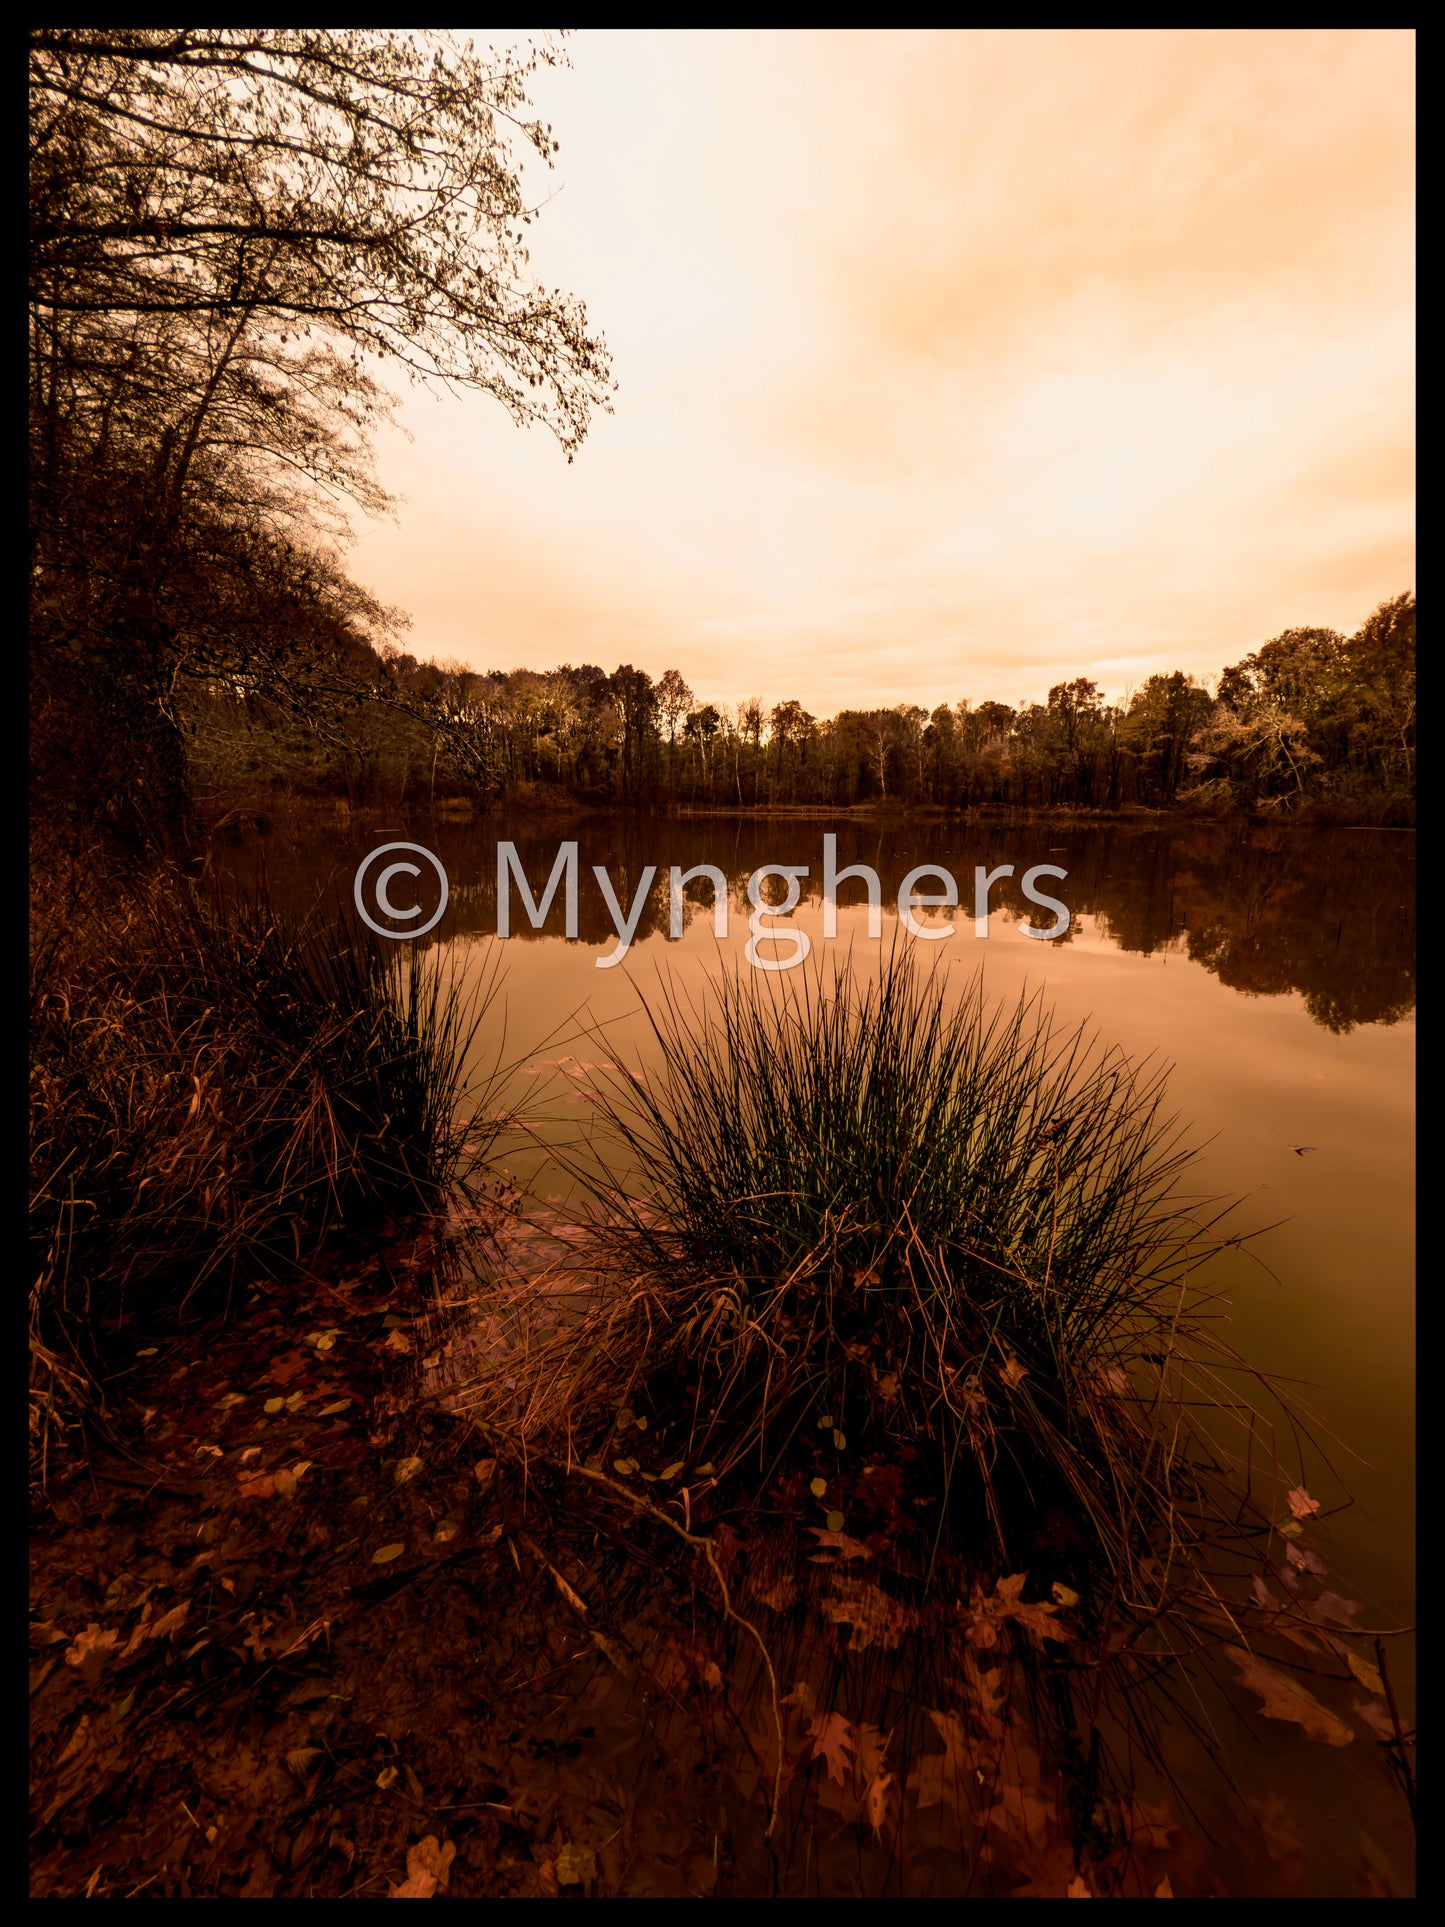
[347,28,1415,714]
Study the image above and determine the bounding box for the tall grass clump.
[468,942,1292,1608]
[30,853,499,1476]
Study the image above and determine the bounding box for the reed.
[29,855,499,1473]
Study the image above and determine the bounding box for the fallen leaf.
[371,1543,405,1565]
[1287,1487,1322,1519]
[696,1462,717,1477]
[554,1842,597,1888]
[833,1429,847,1449]
[550,1567,588,1617]
[1067,1874,1092,1897]
[393,1455,424,1486]
[661,1462,685,1480]
[1346,1650,1385,1697]
[375,1764,399,1790]
[237,1470,275,1500]
[1051,1581,1079,1609]
[1226,1646,1353,1746]
[877,1372,899,1399]
[1155,1875,1174,1898]
[810,1478,828,1499]
[434,1520,458,1543]
[263,1397,284,1415]
[318,1399,351,1417]
[292,1459,313,1482]
[472,1458,496,1490]
[809,1710,857,1785]
[273,1467,297,1499]
[286,1746,322,1779]
[825,1509,845,1532]
[268,1350,308,1385]
[1000,1355,1029,1389]
[1352,1696,1395,1742]
[613,1458,638,1476]
[389,1835,456,1899]
[66,1624,119,1681]
[148,1602,190,1640]
[820,1578,914,1651]
[382,1328,413,1356]
[1285,1542,1328,1577]
[808,1527,872,1562]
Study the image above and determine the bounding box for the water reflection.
[223,814,1414,1034]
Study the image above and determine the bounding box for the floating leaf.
[554,1842,596,1888]
[1226,1645,1353,1746]
[809,1710,856,1784]
[1346,1650,1385,1697]
[810,1478,828,1500]
[1288,1486,1322,1519]
[371,1543,405,1565]
[393,1455,424,1486]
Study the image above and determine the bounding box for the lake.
[223,808,1416,1887]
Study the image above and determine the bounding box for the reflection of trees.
[227,819,1414,1035]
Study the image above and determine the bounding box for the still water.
[226,809,1415,1881]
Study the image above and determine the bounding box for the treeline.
[182,595,1415,821]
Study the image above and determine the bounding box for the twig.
[574,1464,785,1840]
[1375,1636,1415,1828]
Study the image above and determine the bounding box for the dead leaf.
[382,1328,413,1356]
[263,1397,285,1415]
[388,1834,455,1898]
[238,1470,275,1500]
[820,1578,914,1651]
[148,1601,190,1641]
[393,1455,424,1486]
[1155,1875,1174,1898]
[318,1399,351,1417]
[286,1746,322,1779]
[1345,1650,1385,1697]
[1051,1581,1079,1609]
[1226,1646,1353,1746]
[1285,1542,1328,1577]
[1287,1486,1322,1519]
[549,1567,588,1617]
[1000,1355,1028,1389]
[809,1477,827,1499]
[1352,1696,1396,1742]
[554,1842,596,1888]
[274,1467,297,1499]
[472,1458,496,1490]
[268,1349,308,1385]
[807,1527,871,1563]
[1067,1874,1092,1896]
[375,1764,399,1790]
[371,1543,405,1565]
[65,1624,118,1682]
[809,1710,857,1785]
